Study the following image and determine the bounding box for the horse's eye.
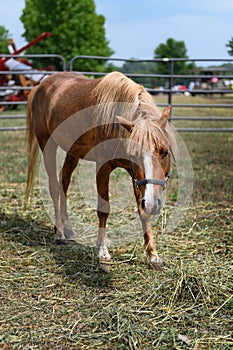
[162,150,169,158]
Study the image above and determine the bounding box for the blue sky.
[1,0,233,61]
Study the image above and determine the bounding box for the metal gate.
[0,55,233,132]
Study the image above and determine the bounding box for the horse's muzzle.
[141,197,162,215]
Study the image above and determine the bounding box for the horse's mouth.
[151,207,161,215]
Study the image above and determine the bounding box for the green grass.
[0,96,232,349]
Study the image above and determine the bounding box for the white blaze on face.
[143,152,154,211]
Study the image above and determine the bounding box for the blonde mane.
[92,71,175,155]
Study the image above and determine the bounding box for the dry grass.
[0,96,232,349]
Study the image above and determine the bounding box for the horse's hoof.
[97,245,111,261]
[150,256,164,271]
[55,238,67,245]
[98,254,111,264]
[64,226,75,241]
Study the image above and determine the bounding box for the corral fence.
[0,55,233,132]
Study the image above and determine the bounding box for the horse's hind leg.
[59,154,79,240]
[96,162,112,262]
[42,139,65,243]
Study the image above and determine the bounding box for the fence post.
[168,59,174,121]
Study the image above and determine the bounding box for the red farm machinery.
[0,32,52,111]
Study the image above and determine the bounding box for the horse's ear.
[116,116,133,132]
[157,105,171,129]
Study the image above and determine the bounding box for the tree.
[120,60,158,87]
[20,0,114,70]
[226,37,233,56]
[0,25,11,53]
[154,37,195,76]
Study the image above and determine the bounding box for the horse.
[25,71,176,270]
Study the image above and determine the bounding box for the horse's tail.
[25,85,40,204]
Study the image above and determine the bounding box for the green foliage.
[154,38,195,75]
[0,25,11,53]
[121,60,158,87]
[226,37,233,56]
[20,0,114,70]
[221,62,233,72]
[121,60,157,74]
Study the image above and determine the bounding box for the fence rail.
[1,55,233,132]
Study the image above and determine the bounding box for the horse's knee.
[97,198,110,215]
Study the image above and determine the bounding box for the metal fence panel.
[0,55,233,131]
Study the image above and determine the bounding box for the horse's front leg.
[139,211,164,270]
[131,178,163,270]
[96,163,112,263]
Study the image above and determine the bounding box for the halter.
[129,159,169,191]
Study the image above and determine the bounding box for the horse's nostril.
[141,198,146,210]
[151,198,162,215]
[157,198,161,208]
[141,198,162,214]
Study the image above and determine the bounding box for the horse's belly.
[67,141,96,161]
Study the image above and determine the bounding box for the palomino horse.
[25,71,176,270]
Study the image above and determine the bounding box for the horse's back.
[30,72,100,134]
[33,72,93,103]
[33,72,89,102]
